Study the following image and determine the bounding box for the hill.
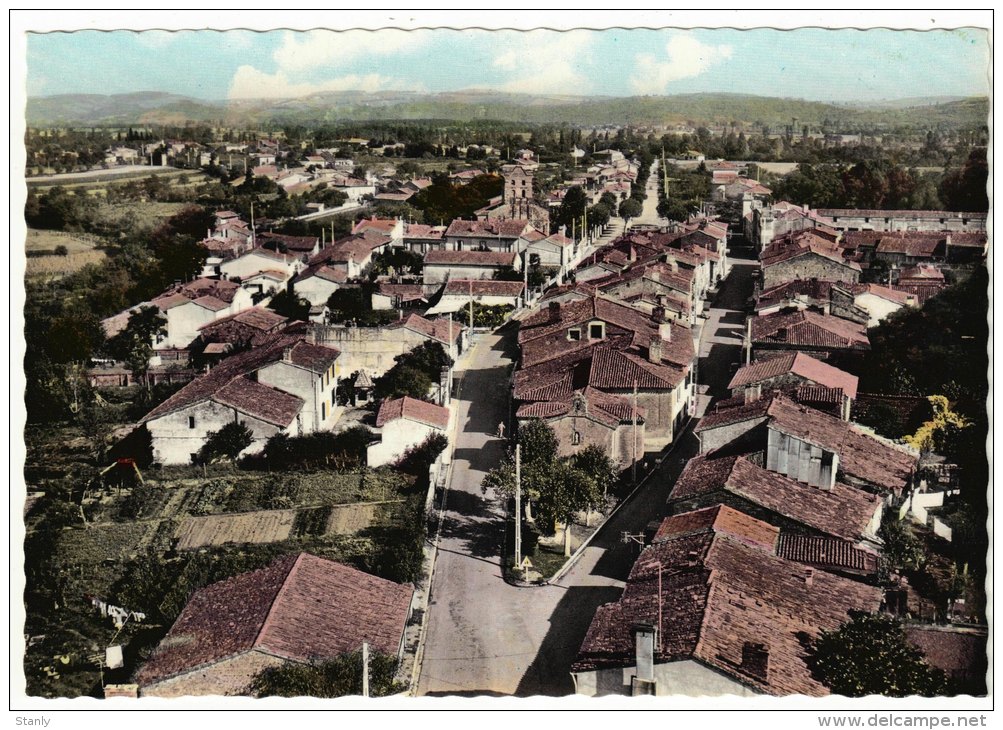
[25,90,989,131]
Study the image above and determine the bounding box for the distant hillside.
[26,90,989,131]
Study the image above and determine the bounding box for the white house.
[141,333,341,465]
[292,265,349,307]
[852,284,918,327]
[367,396,450,467]
[422,250,520,286]
[220,247,301,282]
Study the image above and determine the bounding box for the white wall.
[573,659,758,697]
[257,360,337,434]
[367,419,441,467]
[147,400,290,465]
[294,276,342,307]
[162,302,218,349]
[854,292,906,328]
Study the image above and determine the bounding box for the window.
[572,431,581,445]
[188,416,196,429]
[589,323,604,340]
[322,402,327,420]
[568,328,582,341]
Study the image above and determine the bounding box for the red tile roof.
[668,453,881,542]
[728,352,858,399]
[386,313,463,345]
[654,504,779,550]
[376,396,450,429]
[258,232,320,253]
[198,307,288,334]
[352,218,400,235]
[898,264,946,282]
[776,534,879,575]
[214,376,304,427]
[141,331,337,425]
[403,223,445,240]
[761,232,860,272]
[696,394,915,494]
[573,506,883,695]
[442,279,525,297]
[750,310,869,351]
[444,219,531,238]
[515,387,643,428]
[137,553,413,687]
[423,250,519,267]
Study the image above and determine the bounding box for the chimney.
[945,234,952,248]
[282,346,293,363]
[629,244,637,262]
[632,624,657,682]
[803,568,815,586]
[648,334,663,364]
[305,327,316,345]
[659,321,673,341]
[741,642,770,681]
[744,384,761,404]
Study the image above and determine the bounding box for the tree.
[553,186,588,237]
[939,148,988,212]
[537,460,602,556]
[268,289,312,321]
[193,421,254,465]
[570,445,620,500]
[374,365,432,401]
[808,613,948,697]
[106,306,167,386]
[618,198,643,230]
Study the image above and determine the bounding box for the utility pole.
[514,444,522,569]
[249,201,256,247]
[468,279,474,332]
[632,379,639,483]
[362,641,369,697]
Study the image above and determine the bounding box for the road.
[416,246,758,696]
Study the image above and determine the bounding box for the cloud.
[492,30,592,95]
[228,65,396,99]
[272,28,429,73]
[630,34,733,95]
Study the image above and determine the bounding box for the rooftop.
[376,396,450,429]
[728,352,858,399]
[137,553,413,687]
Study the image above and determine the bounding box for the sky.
[23,25,991,104]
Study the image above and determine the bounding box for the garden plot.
[174,509,296,550]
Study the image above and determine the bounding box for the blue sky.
[25,27,990,103]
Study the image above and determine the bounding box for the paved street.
[417,194,757,697]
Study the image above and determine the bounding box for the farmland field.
[23,228,107,279]
[174,509,297,550]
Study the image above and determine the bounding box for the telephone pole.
[514,444,522,569]
[362,641,370,697]
[632,379,639,484]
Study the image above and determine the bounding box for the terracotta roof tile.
[750,310,869,351]
[573,506,883,695]
[442,279,525,297]
[776,534,879,575]
[376,396,449,429]
[423,250,519,267]
[668,453,881,542]
[444,219,531,238]
[386,313,463,345]
[728,352,858,399]
[138,554,412,687]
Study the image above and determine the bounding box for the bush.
[260,426,375,471]
[193,421,253,465]
[251,650,404,698]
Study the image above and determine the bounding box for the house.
[371,282,430,311]
[526,232,576,269]
[693,393,917,496]
[148,279,254,350]
[427,280,525,316]
[449,168,486,185]
[727,352,858,420]
[667,452,883,547]
[292,264,350,307]
[851,284,918,327]
[402,223,447,254]
[443,219,535,253]
[897,263,946,288]
[516,297,694,448]
[196,308,289,350]
[368,396,450,466]
[746,201,839,251]
[352,216,405,246]
[137,553,413,697]
[759,232,861,290]
[516,388,644,470]
[422,250,520,286]
[257,232,322,262]
[312,313,467,380]
[571,505,883,696]
[746,309,869,366]
[141,331,341,464]
[219,247,301,284]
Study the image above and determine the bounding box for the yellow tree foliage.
[905,395,970,452]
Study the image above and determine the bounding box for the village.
[21,93,990,701]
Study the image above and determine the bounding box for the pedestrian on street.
[496,421,506,439]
